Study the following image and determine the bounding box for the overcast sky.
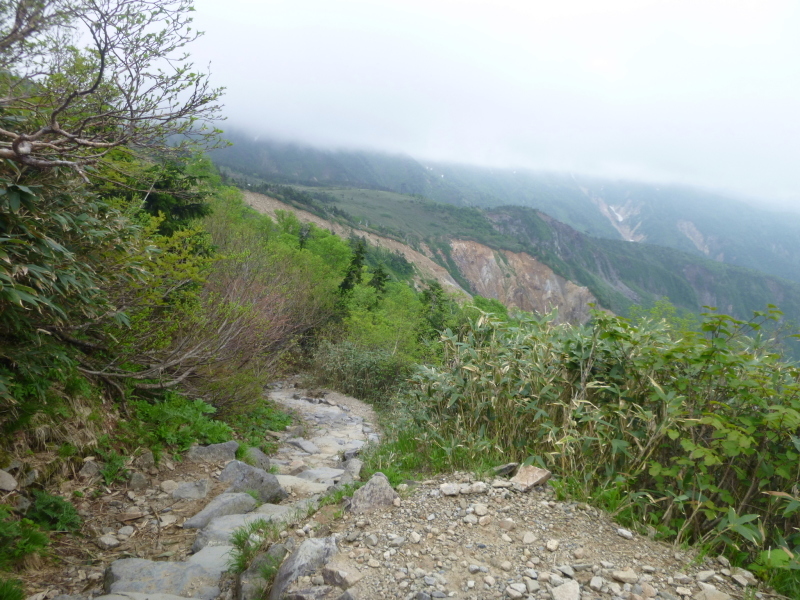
[191,0,800,209]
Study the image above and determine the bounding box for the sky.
[190,0,800,210]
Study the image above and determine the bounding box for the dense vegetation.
[218,172,800,359]
[365,307,800,596]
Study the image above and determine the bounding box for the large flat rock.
[192,504,299,553]
[183,492,257,529]
[104,558,221,600]
[276,475,332,495]
[296,467,345,483]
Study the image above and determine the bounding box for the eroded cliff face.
[244,191,599,323]
[581,188,646,242]
[448,240,598,323]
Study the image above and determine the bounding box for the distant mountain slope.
[213,132,800,284]
[226,180,800,353]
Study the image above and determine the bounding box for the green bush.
[226,399,291,453]
[97,448,129,485]
[127,393,233,452]
[0,505,49,570]
[404,308,800,581]
[312,340,413,403]
[27,491,82,532]
[0,578,25,600]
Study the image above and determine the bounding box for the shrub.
[97,449,129,485]
[405,309,800,576]
[312,340,413,403]
[0,505,49,569]
[127,393,233,452]
[226,399,291,453]
[27,491,82,532]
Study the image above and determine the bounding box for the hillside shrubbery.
[388,308,799,592]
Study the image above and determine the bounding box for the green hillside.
[213,134,800,284]
[222,175,800,356]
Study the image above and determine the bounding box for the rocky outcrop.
[448,240,598,323]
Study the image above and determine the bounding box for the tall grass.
[404,308,800,587]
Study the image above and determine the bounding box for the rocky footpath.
[15,384,774,600]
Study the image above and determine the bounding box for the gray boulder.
[191,511,288,552]
[79,461,101,479]
[220,460,287,503]
[128,472,148,490]
[243,446,271,471]
[185,441,239,463]
[287,438,320,454]
[0,468,17,491]
[269,537,338,600]
[173,478,211,500]
[183,493,256,529]
[134,450,155,469]
[349,472,398,514]
[342,458,363,479]
[297,467,345,483]
[104,558,221,600]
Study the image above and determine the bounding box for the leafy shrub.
[27,491,82,532]
[128,393,232,451]
[226,400,291,453]
[0,505,49,569]
[0,578,24,600]
[312,340,413,403]
[97,448,129,485]
[405,308,800,579]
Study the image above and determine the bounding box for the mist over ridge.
[217,129,800,216]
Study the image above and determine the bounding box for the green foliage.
[312,340,413,404]
[0,577,24,600]
[226,400,291,454]
[127,393,232,452]
[0,505,49,570]
[402,308,800,572]
[27,491,82,533]
[228,518,282,574]
[140,159,215,235]
[472,296,509,320]
[97,448,129,486]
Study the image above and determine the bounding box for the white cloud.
[191,0,800,207]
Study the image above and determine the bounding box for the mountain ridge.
[213,133,800,284]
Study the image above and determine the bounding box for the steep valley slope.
[243,192,600,324]
[214,134,800,285]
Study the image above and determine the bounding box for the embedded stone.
[349,473,398,513]
[0,469,17,491]
[185,441,239,463]
[509,465,551,492]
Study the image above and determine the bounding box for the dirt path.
[18,382,770,600]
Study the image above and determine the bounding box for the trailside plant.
[404,308,800,589]
[0,578,24,600]
[0,505,49,570]
[27,491,81,533]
